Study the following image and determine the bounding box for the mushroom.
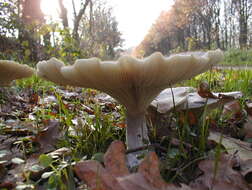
[0,60,35,86]
[37,50,224,151]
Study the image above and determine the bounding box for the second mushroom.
[37,50,223,150]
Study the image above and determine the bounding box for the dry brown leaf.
[118,173,160,190]
[47,147,71,158]
[34,120,61,153]
[138,152,172,189]
[22,154,45,181]
[1,162,26,188]
[83,105,95,114]
[0,135,23,166]
[114,122,127,129]
[190,154,250,190]
[104,141,129,177]
[0,163,6,180]
[245,102,252,116]
[119,152,190,190]
[243,116,252,140]
[198,82,218,99]
[29,92,39,105]
[75,160,124,190]
[222,100,242,118]
[0,182,15,190]
[75,140,192,190]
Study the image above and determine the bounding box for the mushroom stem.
[126,112,149,150]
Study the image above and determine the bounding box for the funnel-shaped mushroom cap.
[0,60,35,86]
[37,49,223,114]
[37,58,76,86]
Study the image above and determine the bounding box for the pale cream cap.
[0,60,35,86]
[36,49,223,114]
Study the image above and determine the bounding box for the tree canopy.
[133,0,252,57]
[0,0,123,63]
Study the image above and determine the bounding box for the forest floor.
[0,68,252,190]
[215,65,252,70]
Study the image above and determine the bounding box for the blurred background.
[0,0,251,63]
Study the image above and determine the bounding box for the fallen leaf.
[39,95,57,105]
[47,147,71,158]
[0,135,16,152]
[0,135,23,165]
[115,122,126,129]
[29,92,39,105]
[208,131,252,161]
[75,140,193,190]
[170,138,193,149]
[2,121,34,136]
[150,87,242,113]
[95,93,116,104]
[83,105,94,114]
[198,82,218,99]
[75,160,124,190]
[245,102,252,116]
[239,159,252,184]
[190,154,250,190]
[22,154,45,181]
[0,182,15,190]
[1,162,26,188]
[57,88,80,100]
[0,163,7,179]
[11,157,25,165]
[138,152,175,189]
[179,111,198,126]
[243,116,252,140]
[222,100,243,119]
[118,173,156,190]
[34,120,61,153]
[104,141,129,177]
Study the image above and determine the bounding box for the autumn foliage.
[134,0,252,57]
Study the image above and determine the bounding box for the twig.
[126,143,167,154]
[170,156,207,182]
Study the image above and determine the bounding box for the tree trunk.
[19,0,44,61]
[73,0,91,42]
[58,0,69,28]
[239,13,248,49]
[214,1,221,48]
[233,0,250,49]
[22,0,44,25]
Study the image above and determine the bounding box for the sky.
[107,0,174,48]
[41,0,174,48]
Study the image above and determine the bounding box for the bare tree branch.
[73,0,91,42]
[58,0,69,28]
[72,0,77,18]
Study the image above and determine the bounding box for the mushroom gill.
[36,49,224,150]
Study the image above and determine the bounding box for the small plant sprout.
[36,50,223,151]
[0,60,35,86]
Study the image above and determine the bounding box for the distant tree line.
[0,0,123,63]
[134,0,252,57]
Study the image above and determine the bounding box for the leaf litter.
[0,82,252,189]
